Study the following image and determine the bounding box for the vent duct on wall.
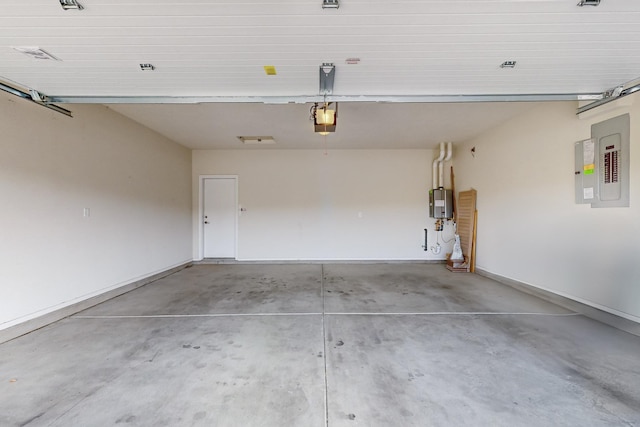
[433,143,446,189]
[432,142,453,189]
[439,142,453,188]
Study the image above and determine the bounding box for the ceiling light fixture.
[311,102,337,135]
[500,60,517,68]
[322,0,339,9]
[577,0,600,6]
[139,63,156,71]
[313,62,338,134]
[59,0,84,10]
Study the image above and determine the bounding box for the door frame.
[198,175,239,260]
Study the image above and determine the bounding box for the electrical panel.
[575,114,629,208]
[429,189,453,219]
[597,134,623,203]
[575,138,598,204]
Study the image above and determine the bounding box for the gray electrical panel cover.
[575,114,629,208]
[575,138,598,204]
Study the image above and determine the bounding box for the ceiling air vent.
[12,47,60,61]
[59,0,84,10]
[577,0,600,6]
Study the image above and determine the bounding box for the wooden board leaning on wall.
[448,189,477,273]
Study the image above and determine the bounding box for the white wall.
[192,149,450,261]
[453,96,640,322]
[0,93,192,330]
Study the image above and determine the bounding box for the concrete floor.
[1,264,639,426]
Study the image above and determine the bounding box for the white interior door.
[203,177,237,258]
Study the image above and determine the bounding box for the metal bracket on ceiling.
[322,0,339,9]
[319,63,335,95]
[29,89,49,103]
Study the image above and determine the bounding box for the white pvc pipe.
[432,142,445,189]
[439,141,453,188]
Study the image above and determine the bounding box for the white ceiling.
[106,102,536,149]
[2,0,639,149]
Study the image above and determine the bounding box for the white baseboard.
[196,258,447,264]
[476,268,640,337]
[0,261,192,344]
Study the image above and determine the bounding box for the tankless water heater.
[429,189,453,219]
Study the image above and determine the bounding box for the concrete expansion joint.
[72,312,581,319]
